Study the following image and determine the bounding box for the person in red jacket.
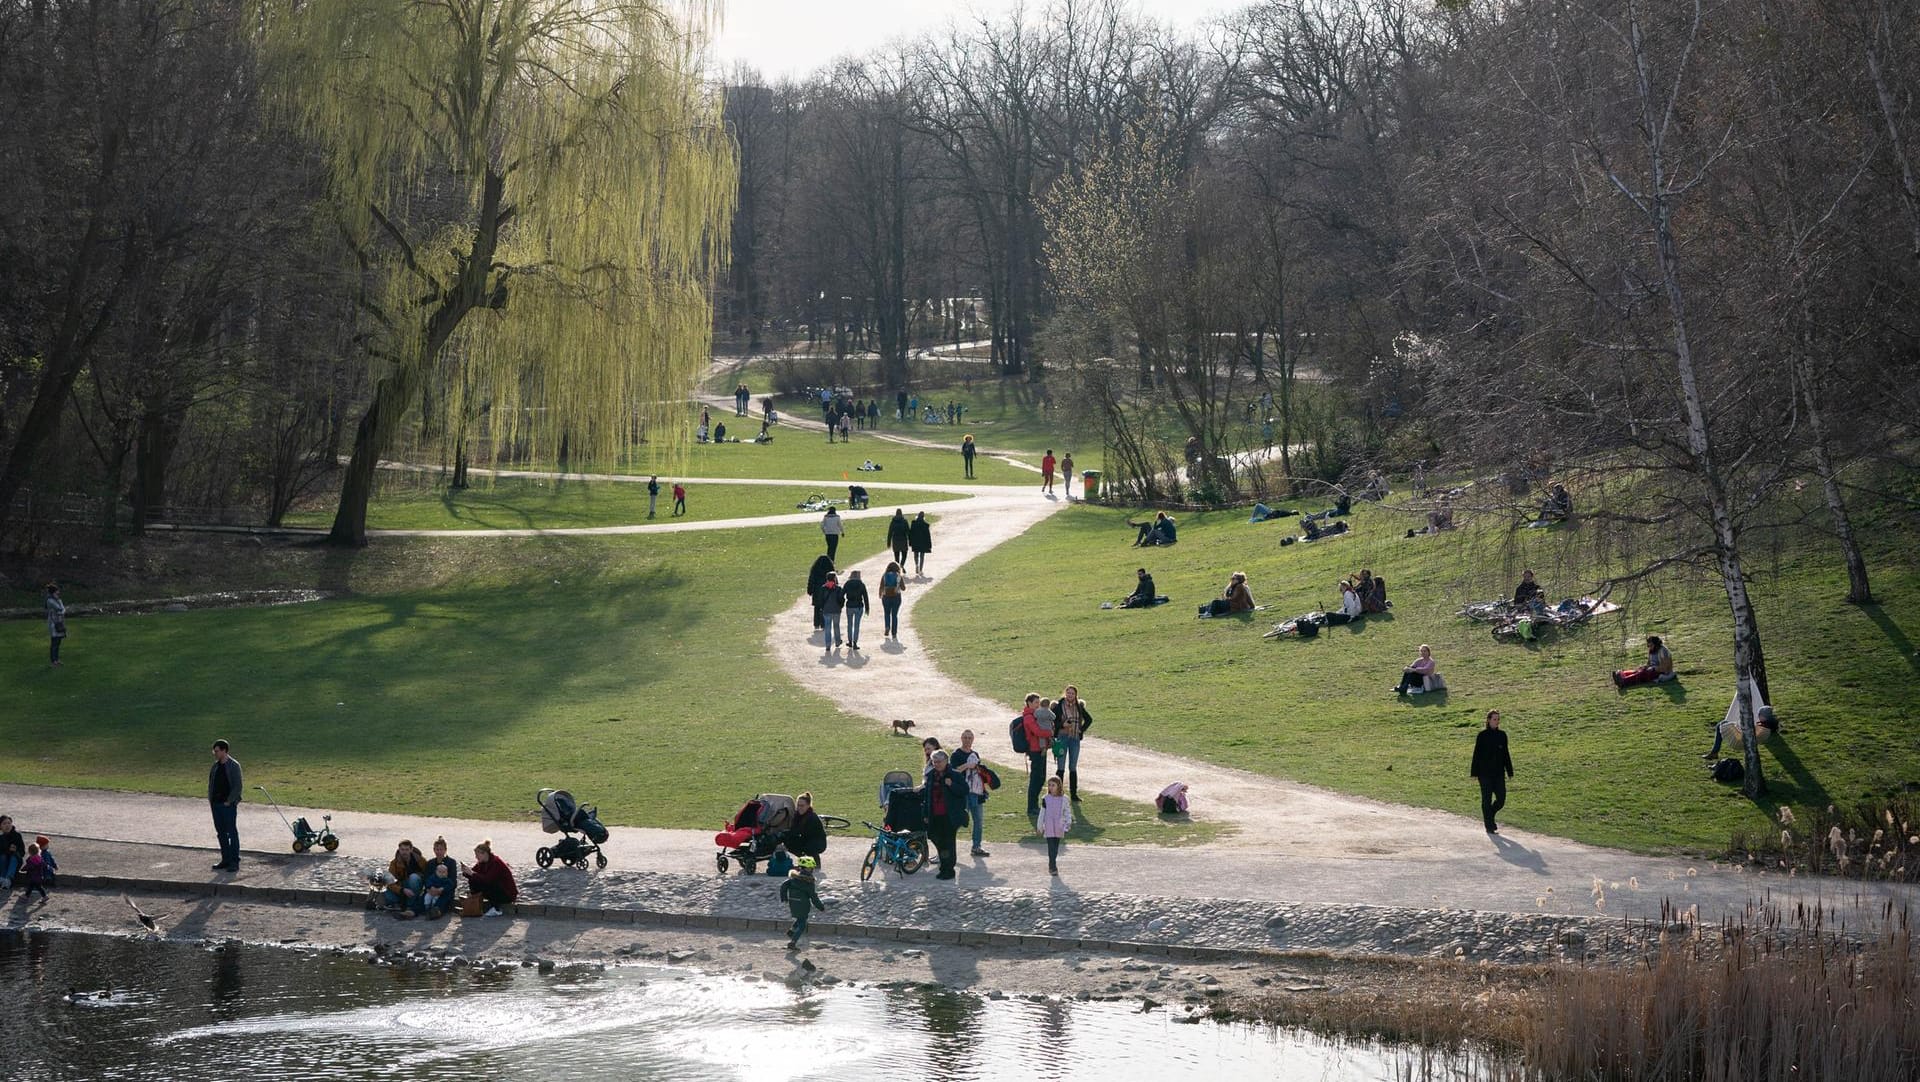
[464,839,518,917]
[1040,450,1057,494]
[1020,693,1054,817]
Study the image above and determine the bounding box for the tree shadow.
[1859,604,1920,675]
[1760,738,1832,812]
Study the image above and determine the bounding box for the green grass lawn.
[913,500,1920,854]
[281,476,969,531]
[2,526,1216,849]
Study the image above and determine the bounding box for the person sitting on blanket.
[1121,568,1158,609]
[1705,704,1778,761]
[1614,635,1676,687]
[1513,569,1545,612]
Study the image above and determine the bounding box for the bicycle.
[858,820,929,880]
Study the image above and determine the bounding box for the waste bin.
[1081,470,1101,500]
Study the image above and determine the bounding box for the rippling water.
[0,929,1462,1081]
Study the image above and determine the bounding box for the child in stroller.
[536,788,610,870]
[714,794,795,874]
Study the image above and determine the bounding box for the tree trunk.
[1794,353,1871,602]
[130,407,180,533]
[329,169,508,546]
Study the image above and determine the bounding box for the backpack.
[1009,716,1031,754]
[1295,617,1319,638]
[1711,758,1745,783]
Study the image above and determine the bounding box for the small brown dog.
[890,719,916,736]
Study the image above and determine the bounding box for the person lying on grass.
[1614,635,1676,687]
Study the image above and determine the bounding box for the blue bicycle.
[859,820,928,880]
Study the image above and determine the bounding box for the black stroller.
[536,788,610,870]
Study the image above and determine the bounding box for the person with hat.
[779,855,827,948]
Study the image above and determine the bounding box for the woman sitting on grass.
[1614,635,1676,687]
[1129,512,1177,547]
[1393,645,1439,696]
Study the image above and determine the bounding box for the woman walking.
[1053,686,1093,802]
[886,508,911,568]
[908,512,933,577]
[44,583,66,667]
[879,561,906,640]
[842,570,869,652]
[961,435,977,479]
[1038,776,1073,875]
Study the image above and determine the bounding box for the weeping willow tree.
[253,0,736,544]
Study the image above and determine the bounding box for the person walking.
[806,554,836,637]
[44,583,66,667]
[842,570,869,651]
[1040,449,1057,494]
[952,729,990,858]
[817,573,846,654]
[1019,694,1053,817]
[908,512,933,577]
[1471,710,1514,834]
[646,476,660,519]
[922,750,970,880]
[1038,777,1073,875]
[1053,686,1093,802]
[1060,452,1075,499]
[837,410,852,442]
[879,561,906,640]
[207,739,243,872]
[886,508,911,567]
[820,508,845,562]
[961,435,977,479]
[671,482,687,516]
[780,857,827,948]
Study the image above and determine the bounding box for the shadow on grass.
[1859,603,1920,675]
[1761,738,1833,812]
[1403,689,1450,707]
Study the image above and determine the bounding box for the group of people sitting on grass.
[364,836,519,920]
[1199,571,1257,617]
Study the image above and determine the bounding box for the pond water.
[0,929,1486,1081]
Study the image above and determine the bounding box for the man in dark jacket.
[841,571,870,651]
[806,555,835,634]
[886,509,911,566]
[922,751,971,880]
[1122,568,1156,608]
[817,574,846,653]
[908,512,933,576]
[208,739,243,871]
[1470,711,1514,834]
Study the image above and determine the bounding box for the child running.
[1038,776,1073,875]
[779,856,828,948]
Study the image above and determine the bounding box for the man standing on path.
[820,508,844,561]
[923,750,970,880]
[646,475,660,519]
[1471,710,1514,834]
[208,740,243,871]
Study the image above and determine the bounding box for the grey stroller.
[536,788,610,870]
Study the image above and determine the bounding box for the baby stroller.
[714,793,795,874]
[536,788,610,870]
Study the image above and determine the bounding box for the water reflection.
[0,929,1483,1081]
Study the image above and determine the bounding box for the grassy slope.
[914,500,1920,853]
[281,476,966,532]
[2,527,1216,848]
